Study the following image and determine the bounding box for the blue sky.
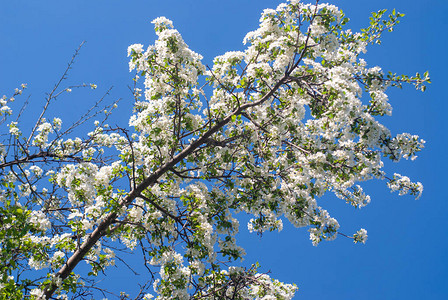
[1,0,447,299]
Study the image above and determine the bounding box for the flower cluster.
[353,228,368,244]
[388,173,423,199]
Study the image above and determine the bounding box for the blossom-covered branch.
[0,1,429,299]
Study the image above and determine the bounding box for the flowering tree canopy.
[0,1,429,299]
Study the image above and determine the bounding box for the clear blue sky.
[1,0,447,299]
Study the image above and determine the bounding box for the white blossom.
[354,228,368,244]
